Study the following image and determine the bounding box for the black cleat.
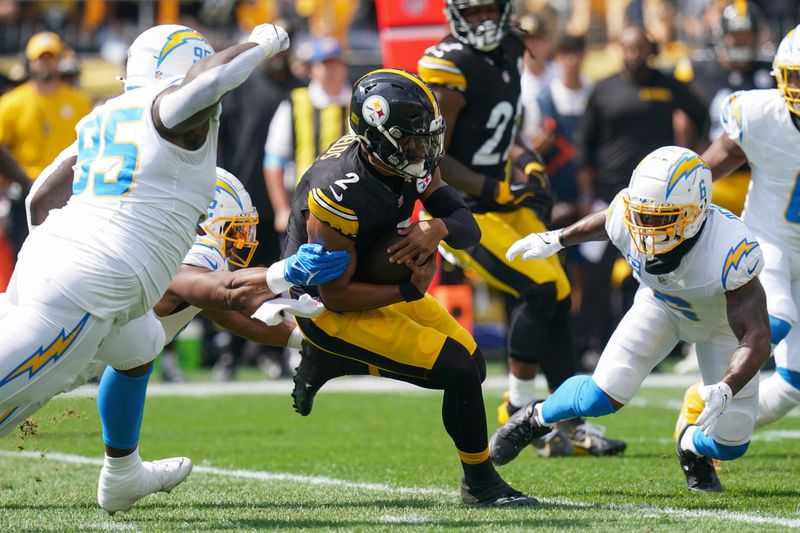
[291,340,325,416]
[460,476,539,506]
[490,400,552,466]
[676,425,723,493]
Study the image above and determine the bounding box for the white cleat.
[98,456,193,515]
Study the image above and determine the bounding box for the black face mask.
[644,220,706,275]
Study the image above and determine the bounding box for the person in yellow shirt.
[0,32,91,180]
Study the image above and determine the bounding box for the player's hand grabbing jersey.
[720,89,800,249]
[418,34,525,212]
[606,191,762,326]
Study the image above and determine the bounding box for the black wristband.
[399,281,424,302]
[480,177,498,201]
[513,150,541,171]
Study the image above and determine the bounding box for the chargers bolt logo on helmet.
[122,24,214,91]
[623,146,711,259]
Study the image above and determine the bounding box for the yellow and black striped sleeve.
[417,55,467,93]
[307,187,359,238]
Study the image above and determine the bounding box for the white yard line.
[62,373,703,398]
[2,449,799,528]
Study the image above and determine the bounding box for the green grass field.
[2,384,800,531]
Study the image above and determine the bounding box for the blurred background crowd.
[0,0,793,382]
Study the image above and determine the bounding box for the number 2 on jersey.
[74,107,144,197]
[472,101,515,166]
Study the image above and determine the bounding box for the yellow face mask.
[623,197,701,257]
[205,213,259,268]
[775,63,800,116]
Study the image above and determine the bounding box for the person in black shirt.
[573,25,708,365]
[674,1,773,215]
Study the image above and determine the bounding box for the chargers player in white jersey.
[26,164,348,512]
[674,26,800,435]
[0,22,292,503]
[490,146,771,493]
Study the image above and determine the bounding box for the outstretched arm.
[506,209,608,261]
[156,243,350,315]
[153,24,289,136]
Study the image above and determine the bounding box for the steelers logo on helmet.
[362,95,390,127]
[350,69,445,182]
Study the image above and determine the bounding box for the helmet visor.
[623,197,700,257]
[219,213,259,268]
[776,65,800,115]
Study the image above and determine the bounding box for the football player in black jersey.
[418,0,626,457]
[284,69,538,506]
[674,1,773,216]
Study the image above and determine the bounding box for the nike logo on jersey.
[509,184,528,192]
[204,257,219,270]
[747,261,759,275]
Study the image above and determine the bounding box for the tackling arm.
[722,277,772,395]
[701,134,748,182]
[506,209,608,262]
[153,24,289,136]
[200,308,294,347]
[160,264,274,315]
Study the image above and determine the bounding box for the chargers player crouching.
[490,146,771,493]
[25,163,348,513]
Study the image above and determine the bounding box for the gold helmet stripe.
[368,68,440,116]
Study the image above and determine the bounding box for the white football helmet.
[623,146,711,259]
[200,168,259,268]
[772,25,800,116]
[123,24,214,91]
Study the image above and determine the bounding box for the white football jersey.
[606,193,763,329]
[720,89,800,249]
[158,236,228,342]
[20,82,219,322]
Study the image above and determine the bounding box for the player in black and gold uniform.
[283,69,537,506]
[418,0,625,457]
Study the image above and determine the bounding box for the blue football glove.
[284,243,350,286]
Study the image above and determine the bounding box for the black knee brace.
[507,281,558,363]
[429,338,483,389]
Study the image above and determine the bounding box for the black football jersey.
[283,135,432,293]
[419,33,525,211]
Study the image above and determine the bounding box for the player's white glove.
[248,24,290,58]
[251,294,325,326]
[695,381,733,435]
[506,230,564,262]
